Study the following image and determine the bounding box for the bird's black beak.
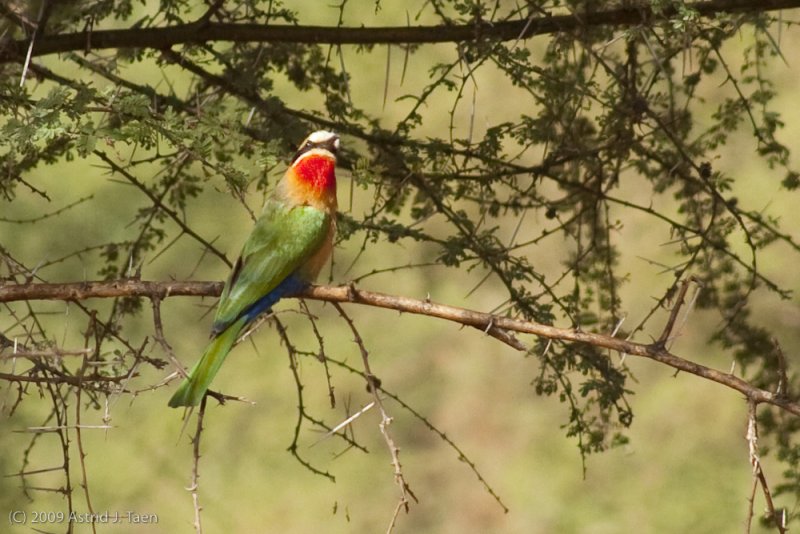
[320,134,340,155]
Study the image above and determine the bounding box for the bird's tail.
[168,316,247,408]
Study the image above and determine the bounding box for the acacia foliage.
[1,0,799,524]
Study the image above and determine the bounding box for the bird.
[168,130,340,407]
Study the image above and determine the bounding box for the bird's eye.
[305,141,313,148]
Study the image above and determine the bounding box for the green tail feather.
[168,317,248,408]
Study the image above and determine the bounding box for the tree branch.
[0,279,224,301]
[1,278,798,416]
[1,0,798,63]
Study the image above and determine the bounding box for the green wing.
[212,201,329,333]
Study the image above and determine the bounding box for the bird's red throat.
[293,154,337,194]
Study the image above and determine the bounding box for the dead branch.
[746,401,787,533]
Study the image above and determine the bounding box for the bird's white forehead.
[307,130,339,146]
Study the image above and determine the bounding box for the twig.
[18,425,114,433]
[324,354,508,512]
[655,277,694,347]
[0,372,130,385]
[0,195,93,224]
[74,357,97,534]
[274,317,337,481]
[19,24,36,87]
[772,339,789,398]
[333,303,417,533]
[0,4,36,32]
[150,296,189,379]
[190,396,207,534]
[311,401,375,446]
[95,151,231,267]
[745,401,786,533]
[0,347,93,360]
[299,299,336,408]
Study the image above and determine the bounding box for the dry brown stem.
[2,279,798,416]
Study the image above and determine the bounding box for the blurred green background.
[2,2,800,533]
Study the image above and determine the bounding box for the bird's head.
[291,130,340,164]
[283,130,339,209]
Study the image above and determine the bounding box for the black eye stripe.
[290,134,339,163]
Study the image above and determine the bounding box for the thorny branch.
[74,353,97,534]
[0,371,130,386]
[299,299,336,409]
[323,355,508,513]
[274,316,337,481]
[746,401,787,533]
[333,302,417,533]
[150,296,188,379]
[655,276,698,348]
[190,396,207,534]
[2,278,798,417]
[95,151,231,268]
